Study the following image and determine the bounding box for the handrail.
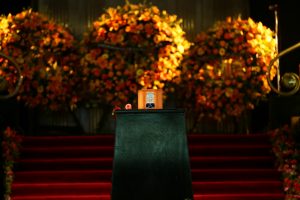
[267,42,300,96]
[0,52,23,100]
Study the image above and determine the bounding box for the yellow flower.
[177,44,185,54]
[136,69,144,77]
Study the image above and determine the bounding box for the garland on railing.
[268,124,300,200]
[2,127,22,200]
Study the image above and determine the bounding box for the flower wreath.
[80,1,190,107]
[181,17,277,120]
[0,9,80,110]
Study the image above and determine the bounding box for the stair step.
[16,157,113,170]
[12,195,111,200]
[191,169,281,181]
[20,146,114,158]
[190,156,275,169]
[192,181,283,193]
[187,134,270,144]
[21,135,115,147]
[193,193,285,200]
[12,182,111,195]
[189,144,272,156]
[14,170,112,182]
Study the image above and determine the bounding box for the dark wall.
[249,0,278,29]
[250,0,300,74]
[277,1,300,74]
[0,0,32,15]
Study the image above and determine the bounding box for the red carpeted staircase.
[11,133,285,200]
[12,135,114,200]
[188,134,284,200]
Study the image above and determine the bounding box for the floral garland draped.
[2,127,22,200]
[268,125,300,199]
[0,9,80,111]
[80,1,190,107]
[180,17,277,121]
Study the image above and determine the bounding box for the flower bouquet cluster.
[80,1,190,107]
[181,17,277,120]
[0,9,80,110]
[2,127,22,200]
[268,125,300,199]
[0,17,21,98]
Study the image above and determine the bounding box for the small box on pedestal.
[138,89,163,109]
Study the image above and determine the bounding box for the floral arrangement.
[0,9,80,110]
[80,1,190,107]
[180,17,277,120]
[2,126,22,200]
[0,16,20,97]
[268,125,300,199]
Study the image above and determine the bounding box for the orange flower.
[145,23,154,36]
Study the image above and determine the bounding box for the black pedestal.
[111,109,193,200]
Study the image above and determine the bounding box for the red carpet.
[11,133,284,200]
